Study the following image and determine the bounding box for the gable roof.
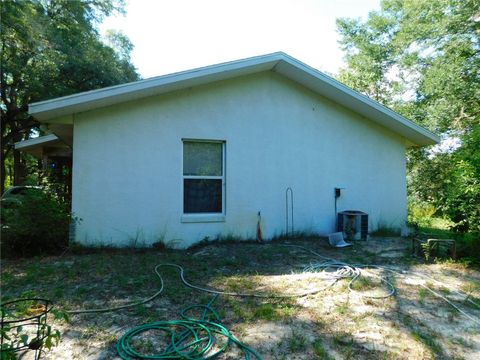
[28,52,439,146]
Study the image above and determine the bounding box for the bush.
[408,200,437,228]
[1,189,71,257]
[455,232,480,263]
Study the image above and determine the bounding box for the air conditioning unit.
[337,210,368,240]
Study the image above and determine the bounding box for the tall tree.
[1,0,139,194]
[336,11,400,104]
[336,0,480,231]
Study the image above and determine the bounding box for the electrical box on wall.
[334,188,342,198]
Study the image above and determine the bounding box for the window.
[183,140,225,215]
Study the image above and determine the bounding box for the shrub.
[1,189,71,257]
[456,232,480,263]
[408,200,437,228]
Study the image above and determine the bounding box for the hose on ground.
[67,244,479,326]
[67,262,335,316]
[116,295,262,360]
[303,260,396,299]
[285,244,480,324]
[67,264,166,314]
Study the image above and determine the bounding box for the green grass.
[252,301,298,321]
[351,275,378,291]
[253,303,276,320]
[410,328,443,356]
[225,297,300,323]
[335,300,350,315]
[285,330,307,352]
[418,288,428,305]
[417,226,454,239]
[229,300,252,321]
[400,312,445,358]
[313,339,333,359]
[331,334,355,358]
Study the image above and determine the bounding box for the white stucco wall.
[72,72,407,248]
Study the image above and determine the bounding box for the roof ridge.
[28,52,439,146]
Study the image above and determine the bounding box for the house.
[24,52,439,248]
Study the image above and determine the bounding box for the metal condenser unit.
[337,210,368,240]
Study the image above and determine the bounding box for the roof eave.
[272,54,439,147]
[28,52,439,147]
[29,53,284,121]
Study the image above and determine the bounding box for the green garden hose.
[116,295,262,360]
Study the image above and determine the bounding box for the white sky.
[99,0,380,79]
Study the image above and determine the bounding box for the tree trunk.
[13,149,26,186]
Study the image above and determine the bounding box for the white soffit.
[28,52,439,146]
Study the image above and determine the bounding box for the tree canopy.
[1,0,139,193]
[336,0,480,232]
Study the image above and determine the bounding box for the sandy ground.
[2,237,480,359]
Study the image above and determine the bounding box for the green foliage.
[0,0,139,192]
[441,127,480,232]
[1,189,71,257]
[336,11,400,103]
[408,200,437,227]
[0,300,67,359]
[414,223,480,264]
[409,132,480,233]
[336,0,480,234]
[456,232,480,263]
[0,323,62,356]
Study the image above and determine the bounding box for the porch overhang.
[14,134,71,158]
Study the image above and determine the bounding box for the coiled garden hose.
[116,295,262,360]
[291,245,396,299]
[303,260,396,299]
[286,244,480,324]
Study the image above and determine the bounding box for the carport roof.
[28,52,439,146]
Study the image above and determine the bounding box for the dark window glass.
[184,179,222,213]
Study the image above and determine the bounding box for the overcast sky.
[99,0,380,79]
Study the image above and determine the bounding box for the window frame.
[181,139,226,222]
